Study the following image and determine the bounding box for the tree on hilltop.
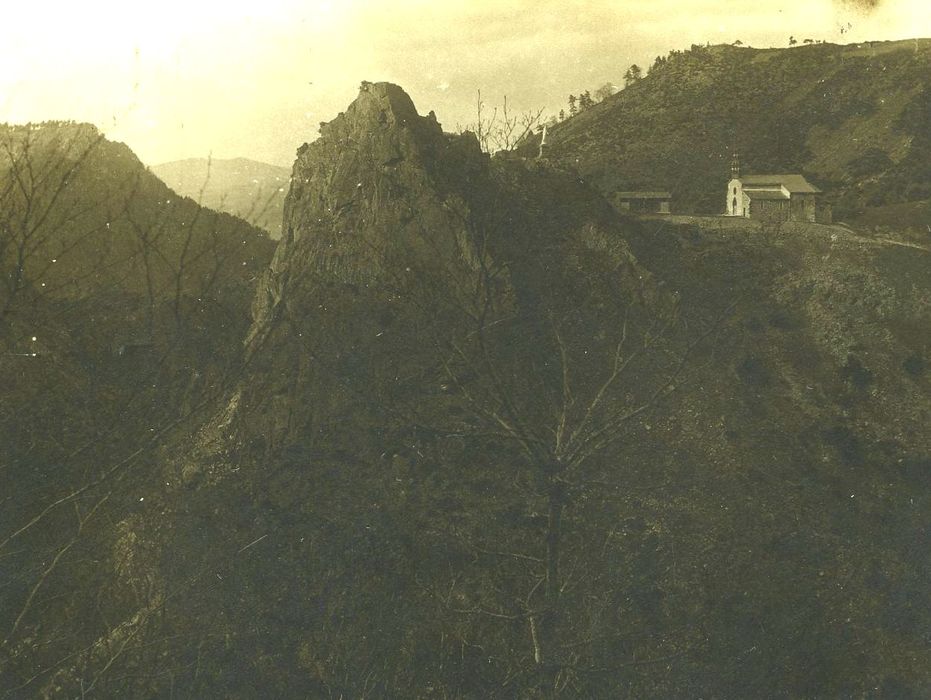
[457,91,546,154]
[594,82,618,102]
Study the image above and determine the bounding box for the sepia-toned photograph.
[2,1,929,696]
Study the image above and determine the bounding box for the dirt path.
[844,232,930,253]
[653,215,931,253]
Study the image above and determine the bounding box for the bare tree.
[349,201,735,694]
[0,124,108,321]
[0,127,273,697]
[458,91,546,154]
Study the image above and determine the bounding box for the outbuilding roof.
[615,191,672,200]
[740,174,820,193]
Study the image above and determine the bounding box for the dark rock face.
[225,83,504,453]
[248,82,488,343]
[231,82,653,449]
[177,84,930,698]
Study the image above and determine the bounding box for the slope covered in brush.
[0,123,276,699]
[0,122,273,316]
[531,39,931,220]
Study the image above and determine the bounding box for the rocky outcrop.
[246,82,490,349]
[222,82,658,448]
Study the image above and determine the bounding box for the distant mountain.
[527,38,931,222]
[152,157,291,237]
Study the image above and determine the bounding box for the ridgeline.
[529,39,931,223]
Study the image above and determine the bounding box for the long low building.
[613,191,672,214]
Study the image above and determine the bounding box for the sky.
[2,0,930,167]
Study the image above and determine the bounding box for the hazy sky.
[2,0,929,167]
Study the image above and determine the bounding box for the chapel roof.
[740,174,821,193]
[744,189,790,201]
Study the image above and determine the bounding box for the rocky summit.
[247,82,490,342]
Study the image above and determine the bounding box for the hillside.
[0,124,276,700]
[529,38,931,224]
[5,85,927,698]
[0,124,274,312]
[0,120,275,429]
[152,157,292,237]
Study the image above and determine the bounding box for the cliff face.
[161,84,930,698]
[225,82,495,451]
[244,83,489,347]
[227,81,653,451]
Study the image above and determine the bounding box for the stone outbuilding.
[614,191,672,214]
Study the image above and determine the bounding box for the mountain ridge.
[528,38,931,223]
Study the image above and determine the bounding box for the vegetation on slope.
[0,122,275,698]
[531,39,931,224]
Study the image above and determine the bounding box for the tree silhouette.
[458,91,546,153]
[594,82,618,102]
[377,199,733,694]
[0,124,107,320]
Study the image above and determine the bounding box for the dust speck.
[836,0,881,13]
